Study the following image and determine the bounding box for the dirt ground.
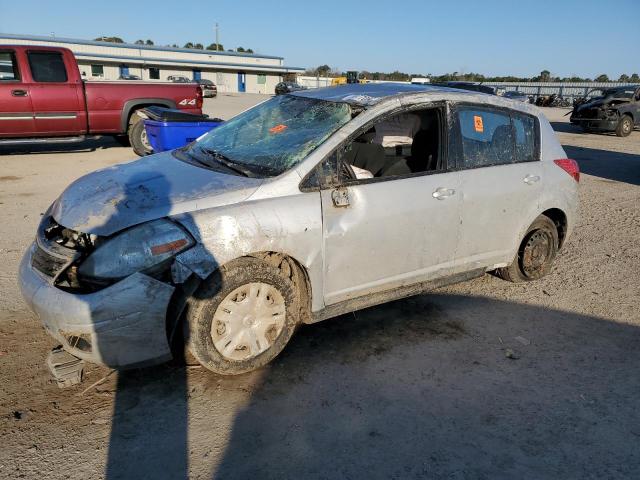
[0,97,639,479]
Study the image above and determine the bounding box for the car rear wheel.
[496,215,559,283]
[185,257,302,375]
[615,115,633,137]
[129,116,153,156]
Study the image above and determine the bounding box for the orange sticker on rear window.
[473,115,484,133]
[269,124,288,134]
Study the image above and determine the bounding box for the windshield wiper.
[199,147,255,177]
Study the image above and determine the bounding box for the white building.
[0,33,304,94]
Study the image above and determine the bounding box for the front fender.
[170,191,325,312]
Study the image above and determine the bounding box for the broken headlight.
[77,219,194,281]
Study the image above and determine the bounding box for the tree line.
[305,66,640,84]
[93,36,253,53]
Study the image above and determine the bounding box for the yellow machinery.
[331,72,369,86]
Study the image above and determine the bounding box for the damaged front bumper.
[570,115,618,131]
[19,243,175,368]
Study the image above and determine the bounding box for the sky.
[0,0,638,78]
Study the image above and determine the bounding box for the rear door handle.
[11,89,28,97]
[523,175,540,185]
[432,187,455,200]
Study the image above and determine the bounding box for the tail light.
[195,86,203,110]
[554,158,579,182]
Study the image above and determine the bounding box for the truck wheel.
[129,117,153,156]
[496,215,559,283]
[185,257,302,375]
[615,115,633,137]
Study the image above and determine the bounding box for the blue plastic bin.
[144,119,223,153]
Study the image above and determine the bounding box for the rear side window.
[27,51,68,82]
[458,108,514,167]
[0,51,20,81]
[457,106,538,168]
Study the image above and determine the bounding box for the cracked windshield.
[193,94,352,175]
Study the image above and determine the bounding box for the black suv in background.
[570,86,640,137]
[432,81,504,96]
[275,81,306,95]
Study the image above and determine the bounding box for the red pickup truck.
[0,45,202,153]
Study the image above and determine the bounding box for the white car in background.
[19,83,579,378]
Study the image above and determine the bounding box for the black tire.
[113,134,131,147]
[185,257,302,375]
[580,124,592,133]
[615,115,633,137]
[129,116,153,156]
[496,215,559,283]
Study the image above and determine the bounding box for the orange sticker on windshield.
[473,115,484,133]
[269,124,288,134]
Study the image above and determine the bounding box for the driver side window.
[338,106,446,183]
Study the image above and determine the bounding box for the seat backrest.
[410,129,430,158]
[344,142,387,176]
[408,128,439,171]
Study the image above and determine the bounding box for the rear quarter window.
[512,113,536,162]
[27,51,68,82]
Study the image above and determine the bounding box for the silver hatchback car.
[19,84,579,376]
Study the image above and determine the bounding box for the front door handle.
[432,187,455,200]
[11,89,28,97]
[523,174,540,185]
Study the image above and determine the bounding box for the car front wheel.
[185,257,302,375]
[496,215,559,283]
[615,115,633,137]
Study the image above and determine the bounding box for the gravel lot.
[0,95,639,479]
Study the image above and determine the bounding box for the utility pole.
[215,23,220,51]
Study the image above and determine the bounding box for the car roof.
[289,82,544,118]
[291,83,466,106]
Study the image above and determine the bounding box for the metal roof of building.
[0,32,285,60]
[69,51,304,73]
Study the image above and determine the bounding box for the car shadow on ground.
[563,144,640,185]
[104,292,640,479]
[0,137,124,155]
[550,121,584,134]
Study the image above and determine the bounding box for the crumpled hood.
[578,97,630,112]
[51,150,264,236]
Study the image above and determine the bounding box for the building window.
[91,64,104,77]
[149,67,160,80]
[257,74,266,85]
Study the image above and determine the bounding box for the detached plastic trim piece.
[47,345,85,388]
